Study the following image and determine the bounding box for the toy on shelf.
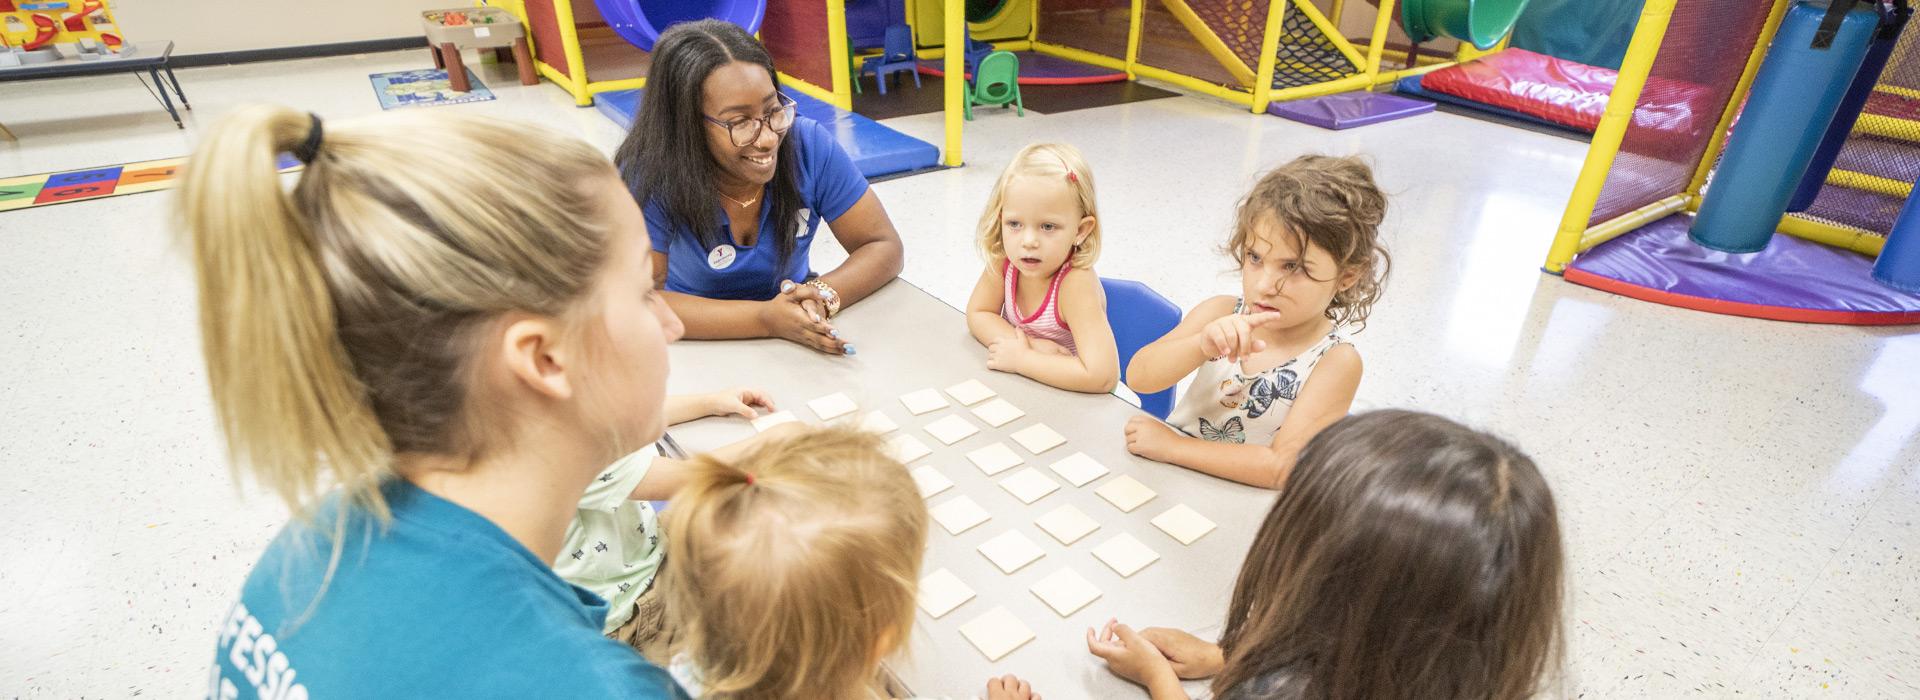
[421,6,537,92]
[0,0,128,67]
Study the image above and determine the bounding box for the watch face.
[707,245,736,270]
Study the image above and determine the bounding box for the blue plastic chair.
[859,24,921,95]
[1101,278,1182,419]
[963,36,995,76]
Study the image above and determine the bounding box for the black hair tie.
[292,113,324,164]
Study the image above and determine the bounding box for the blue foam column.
[1875,175,1920,292]
[1691,1,1879,253]
[1789,6,1909,213]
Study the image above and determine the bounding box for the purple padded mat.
[1565,215,1920,324]
[1265,91,1436,130]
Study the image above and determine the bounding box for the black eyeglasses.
[703,94,798,147]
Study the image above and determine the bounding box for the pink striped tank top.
[999,259,1079,355]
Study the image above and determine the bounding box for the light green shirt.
[554,447,665,632]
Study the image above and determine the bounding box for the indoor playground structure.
[0,0,126,64]
[1543,0,1920,325]
[896,0,1534,114]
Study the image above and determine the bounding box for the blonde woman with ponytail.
[187,106,688,698]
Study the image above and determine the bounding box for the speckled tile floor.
[2,50,1915,698]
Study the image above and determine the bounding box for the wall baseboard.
[171,37,428,69]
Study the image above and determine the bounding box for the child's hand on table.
[702,388,776,420]
[1139,627,1224,679]
[1196,311,1282,363]
[1087,619,1179,688]
[984,673,1041,700]
[1124,415,1180,461]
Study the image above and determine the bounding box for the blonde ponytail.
[180,106,390,517]
[664,425,927,700]
[178,106,620,521]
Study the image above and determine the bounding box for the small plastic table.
[422,8,536,93]
[0,41,189,133]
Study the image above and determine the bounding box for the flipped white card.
[918,568,975,618]
[856,410,899,434]
[806,392,858,421]
[1150,503,1217,545]
[886,434,932,464]
[977,529,1045,574]
[1034,503,1100,545]
[912,465,954,499]
[1030,567,1102,617]
[750,410,799,432]
[1092,533,1160,577]
[997,467,1060,505]
[959,606,1034,661]
[1047,452,1111,487]
[970,398,1025,427]
[924,414,980,445]
[1010,424,1067,455]
[945,379,998,406]
[930,495,991,535]
[966,442,1024,476]
[1095,474,1157,513]
[899,388,949,415]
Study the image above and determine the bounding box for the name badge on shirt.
[708,245,737,270]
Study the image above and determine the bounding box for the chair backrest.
[1100,277,1183,420]
[883,24,914,61]
[973,51,1019,102]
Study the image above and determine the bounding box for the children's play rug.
[370,68,494,109]
[1,154,300,213]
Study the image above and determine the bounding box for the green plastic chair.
[965,51,1023,120]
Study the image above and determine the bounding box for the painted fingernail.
[829,329,840,338]
[843,344,858,356]
[780,280,796,293]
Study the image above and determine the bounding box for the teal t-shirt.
[206,479,687,699]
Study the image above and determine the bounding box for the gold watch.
[807,278,842,318]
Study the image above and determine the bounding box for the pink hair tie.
[1067,172,1078,183]
[744,472,756,486]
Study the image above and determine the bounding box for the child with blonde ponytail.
[186,106,687,698]
[661,425,1032,700]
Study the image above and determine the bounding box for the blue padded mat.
[594,88,941,179]
[1394,74,1590,138]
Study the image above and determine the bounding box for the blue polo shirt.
[643,115,869,301]
[206,479,687,699]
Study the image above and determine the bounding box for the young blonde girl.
[1123,155,1389,488]
[187,107,684,696]
[1007,410,1565,699]
[965,143,1119,393]
[661,425,1026,700]
[557,387,793,661]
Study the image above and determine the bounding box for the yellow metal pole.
[554,0,592,105]
[1035,41,1129,70]
[1030,0,1041,42]
[1134,63,1258,105]
[1160,0,1257,85]
[1291,0,1366,69]
[1779,215,1886,256]
[1683,0,1790,205]
[944,0,964,166]
[1544,0,1679,273]
[1330,0,1345,26]
[1251,0,1289,112]
[1579,194,1691,251]
[826,0,854,109]
[1125,0,1145,78]
[1362,0,1396,84]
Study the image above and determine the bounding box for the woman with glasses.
[615,20,906,356]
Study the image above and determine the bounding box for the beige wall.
[110,0,454,55]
